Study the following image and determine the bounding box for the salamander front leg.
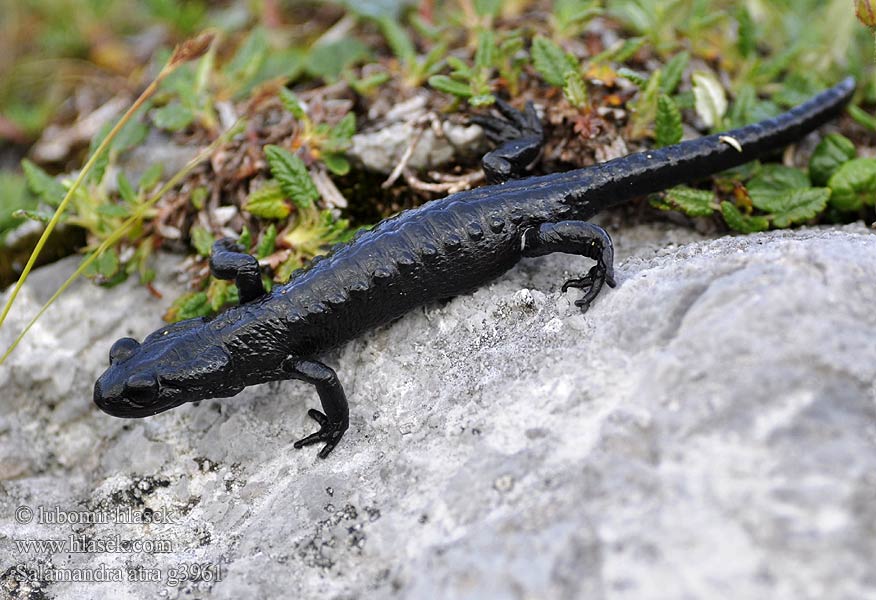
[472,99,544,184]
[282,357,350,458]
[209,238,266,304]
[522,221,616,313]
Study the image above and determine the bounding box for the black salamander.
[94,78,856,458]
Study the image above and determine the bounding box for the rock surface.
[1,223,875,600]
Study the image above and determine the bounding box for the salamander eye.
[124,372,158,406]
[109,337,140,364]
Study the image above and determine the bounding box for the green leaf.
[469,94,495,107]
[257,223,278,259]
[91,248,121,279]
[377,16,416,64]
[809,134,857,187]
[563,70,588,108]
[190,186,208,210]
[655,94,683,147]
[279,88,307,121]
[117,172,136,203]
[96,204,130,218]
[617,67,648,87]
[190,226,215,257]
[627,69,661,140]
[771,74,820,109]
[747,164,810,210]
[763,188,830,228]
[736,6,756,58]
[243,180,291,219]
[21,159,65,206]
[660,51,689,95]
[167,291,211,322]
[264,145,320,209]
[475,29,495,71]
[139,163,164,191]
[305,39,370,80]
[325,112,356,152]
[225,27,269,87]
[658,185,715,217]
[151,102,195,131]
[474,0,501,17]
[0,172,35,236]
[323,153,351,175]
[720,201,769,233]
[531,36,578,87]
[848,104,876,131]
[428,75,473,97]
[11,208,54,223]
[827,158,876,211]
[238,227,252,249]
[692,70,727,129]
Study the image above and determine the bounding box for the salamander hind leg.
[282,357,350,458]
[472,98,544,184]
[209,238,266,304]
[522,221,616,313]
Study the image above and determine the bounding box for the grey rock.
[1,224,875,600]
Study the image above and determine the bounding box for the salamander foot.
[294,409,348,458]
[562,263,616,313]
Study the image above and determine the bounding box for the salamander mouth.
[92,379,183,417]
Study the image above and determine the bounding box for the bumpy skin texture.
[94,78,856,458]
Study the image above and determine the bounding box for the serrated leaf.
[660,51,689,95]
[692,70,727,129]
[323,112,356,153]
[151,102,195,131]
[264,145,319,209]
[207,278,233,312]
[627,69,661,140]
[747,164,810,210]
[720,201,769,233]
[21,159,65,206]
[190,226,215,257]
[117,172,136,203]
[765,188,830,228]
[809,133,857,186]
[11,208,54,223]
[617,67,648,87]
[166,291,210,322]
[428,75,473,97]
[827,157,876,211]
[243,180,291,219]
[94,248,120,279]
[279,88,307,120]
[531,36,578,87]
[256,223,277,259]
[659,186,715,217]
[563,70,588,108]
[655,94,682,147]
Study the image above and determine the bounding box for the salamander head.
[93,317,243,418]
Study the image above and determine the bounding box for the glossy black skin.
[94,78,856,458]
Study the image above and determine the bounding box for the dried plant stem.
[0,32,218,363]
[0,118,243,365]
